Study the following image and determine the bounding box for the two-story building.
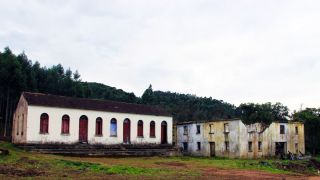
[176,119,304,158]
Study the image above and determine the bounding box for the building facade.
[12,92,173,145]
[176,119,305,158]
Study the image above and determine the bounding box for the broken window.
[150,121,155,137]
[295,143,298,153]
[295,126,298,135]
[197,142,201,150]
[280,125,285,134]
[110,118,117,136]
[209,124,214,134]
[196,125,201,134]
[183,142,188,151]
[137,120,143,137]
[61,115,70,134]
[224,123,229,133]
[40,113,49,134]
[258,141,262,151]
[17,115,19,136]
[248,142,253,152]
[183,126,188,135]
[95,117,103,136]
[21,114,24,136]
[225,141,229,152]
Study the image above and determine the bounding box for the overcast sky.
[1,0,320,111]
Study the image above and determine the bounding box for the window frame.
[183,126,188,135]
[248,141,253,152]
[137,120,144,137]
[196,125,201,134]
[61,115,70,134]
[110,118,117,137]
[95,117,103,136]
[197,142,201,151]
[150,121,156,138]
[40,113,49,134]
[280,125,285,134]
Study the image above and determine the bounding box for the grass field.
[0,141,319,179]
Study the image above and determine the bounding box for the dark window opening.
[183,126,188,135]
[61,115,70,134]
[40,113,49,134]
[196,125,201,134]
[295,127,298,135]
[150,121,155,137]
[137,120,143,137]
[21,114,24,136]
[183,142,188,152]
[197,142,201,150]
[95,117,103,136]
[17,116,19,136]
[225,141,229,152]
[248,141,253,152]
[258,141,262,151]
[280,125,285,134]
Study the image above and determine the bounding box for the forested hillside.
[0,47,319,155]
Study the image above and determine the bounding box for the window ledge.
[61,133,70,136]
[209,132,214,135]
[95,134,103,137]
[39,133,49,135]
[137,136,144,138]
[110,135,117,137]
[150,136,156,138]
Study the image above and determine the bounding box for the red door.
[79,116,88,143]
[161,121,167,144]
[123,119,131,144]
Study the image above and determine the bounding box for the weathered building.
[176,119,304,158]
[12,92,173,145]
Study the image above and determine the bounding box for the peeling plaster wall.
[18,105,172,145]
[12,96,28,144]
[176,119,305,158]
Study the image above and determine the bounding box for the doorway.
[161,121,168,144]
[210,142,215,157]
[123,118,131,144]
[79,115,88,143]
[275,142,287,157]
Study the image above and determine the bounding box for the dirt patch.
[17,156,40,165]
[201,167,306,180]
[0,165,44,177]
[155,161,187,167]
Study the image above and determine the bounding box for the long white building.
[12,92,173,145]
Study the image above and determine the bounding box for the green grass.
[0,141,318,179]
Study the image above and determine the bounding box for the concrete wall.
[176,119,305,158]
[14,105,172,145]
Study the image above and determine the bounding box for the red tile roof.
[22,92,171,117]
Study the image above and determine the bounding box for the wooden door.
[123,119,131,144]
[161,121,167,144]
[79,116,88,142]
[210,142,215,157]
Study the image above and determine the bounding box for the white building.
[12,92,173,145]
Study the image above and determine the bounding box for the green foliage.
[237,102,289,125]
[293,108,320,155]
[141,85,237,122]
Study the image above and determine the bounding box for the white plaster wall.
[177,123,205,156]
[26,105,172,145]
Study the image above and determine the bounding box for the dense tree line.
[0,47,138,136]
[0,47,319,155]
[293,108,320,155]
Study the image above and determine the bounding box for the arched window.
[137,120,143,137]
[61,115,70,134]
[110,118,117,136]
[40,113,49,134]
[150,121,155,137]
[96,117,103,136]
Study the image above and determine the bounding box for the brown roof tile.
[22,92,171,117]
